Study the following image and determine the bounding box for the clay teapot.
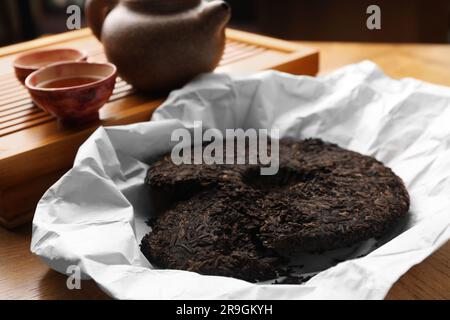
[86,0,231,93]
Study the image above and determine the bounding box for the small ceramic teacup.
[25,62,117,125]
[14,48,87,84]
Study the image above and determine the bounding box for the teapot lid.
[123,0,201,13]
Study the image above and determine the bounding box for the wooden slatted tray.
[0,28,319,228]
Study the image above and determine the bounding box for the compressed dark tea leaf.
[141,139,410,282]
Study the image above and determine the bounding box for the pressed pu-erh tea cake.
[141,139,410,282]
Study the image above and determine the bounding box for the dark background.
[1,0,450,46]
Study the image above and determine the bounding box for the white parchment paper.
[31,61,450,299]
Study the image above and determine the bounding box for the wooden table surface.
[1,40,449,300]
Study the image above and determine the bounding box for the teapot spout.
[202,0,231,31]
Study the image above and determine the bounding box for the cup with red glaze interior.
[14,48,87,84]
[25,62,117,125]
